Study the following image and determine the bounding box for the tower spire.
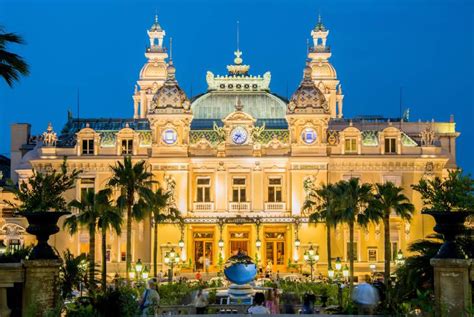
[169,37,173,60]
[236,20,240,52]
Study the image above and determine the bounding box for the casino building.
[0,15,459,277]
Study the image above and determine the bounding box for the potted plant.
[5,159,80,260]
[412,169,474,259]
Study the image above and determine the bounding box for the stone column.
[22,260,62,317]
[0,287,11,317]
[431,258,473,317]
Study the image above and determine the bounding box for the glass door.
[264,231,286,272]
[193,232,214,271]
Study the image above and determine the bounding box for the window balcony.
[229,202,251,212]
[193,202,214,212]
[264,202,286,212]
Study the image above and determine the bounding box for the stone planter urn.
[423,210,473,259]
[20,211,70,260]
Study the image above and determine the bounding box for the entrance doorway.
[264,231,286,271]
[193,231,214,271]
[228,230,250,257]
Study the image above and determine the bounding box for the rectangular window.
[344,138,357,153]
[346,242,358,262]
[390,242,399,261]
[80,178,95,201]
[232,177,246,202]
[384,138,396,154]
[196,177,211,202]
[268,177,282,202]
[367,247,378,262]
[82,139,94,155]
[121,139,133,155]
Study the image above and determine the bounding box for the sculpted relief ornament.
[164,175,177,209]
[42,123,58,147]
[420,122,436,146]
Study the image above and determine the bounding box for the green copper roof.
[191,92,287,120]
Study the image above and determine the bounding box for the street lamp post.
[164,248,180,283]
[328,257,347,307]
[303,244,319,281]
[395,249,405,266]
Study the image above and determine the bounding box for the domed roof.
[149,60,190,114]
[139,62,167,79]
[311,62,337,79]
[288,63,329,114]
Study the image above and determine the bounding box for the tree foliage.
[5,159,80,212]
[0,27,30,87]
[412,169,474,212]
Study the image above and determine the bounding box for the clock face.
[231,127,248,145]
[301,128,317,144]
[162,128,177,145]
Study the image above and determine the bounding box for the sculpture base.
[227,284,254,305]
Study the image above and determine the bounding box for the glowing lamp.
[314,253,320,262]
[369,263,376,271]
[295,239,301,247]
[335,257,342,271]
[135,259,143,273]
[218,239,224,248]
[129,271,136,280]
[328,267,335,278]
[308,245,315,257]
[178,239,185,248]
[342,265,349,278]
[141,266,149,279]
[255,239,262,248]
[169,248,176,259]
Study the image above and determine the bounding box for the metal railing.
[228,202,251,212]
[264,202,286,212]
[192,202,214,212]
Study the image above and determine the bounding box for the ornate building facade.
[1,16,459,278]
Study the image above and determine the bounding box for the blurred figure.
[248,292,270,314]
[194,288,208,314]
[352,275,380,315]
[281,293,296,314]
[195,271,202,281]
[138,279,160,317]
[301,292,315,314]
[265,289,280,314]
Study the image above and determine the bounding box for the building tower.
[287,62,331,156]
[148,53,192,157]
[308,15,344,118]
[133,15,169,119]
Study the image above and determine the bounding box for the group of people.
[138,274,381,316]
[247,289,280,314]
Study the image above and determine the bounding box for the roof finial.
[169,37,173,60]
[155,13,158,24]
[236,20,240,52]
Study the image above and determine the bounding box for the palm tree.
[368,182,414,293]
[96,189,122,290]
[334,178,374,289]
[143,187,183,277]
[303,183,337,270]
[0,27,29,87]
[108,156,154,278]
[64,190,103,289]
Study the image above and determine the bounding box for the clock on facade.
[301,128,317,144]
[162,128,178,145]
[230,126,248,145]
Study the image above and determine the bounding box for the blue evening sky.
[1,0,473,173]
